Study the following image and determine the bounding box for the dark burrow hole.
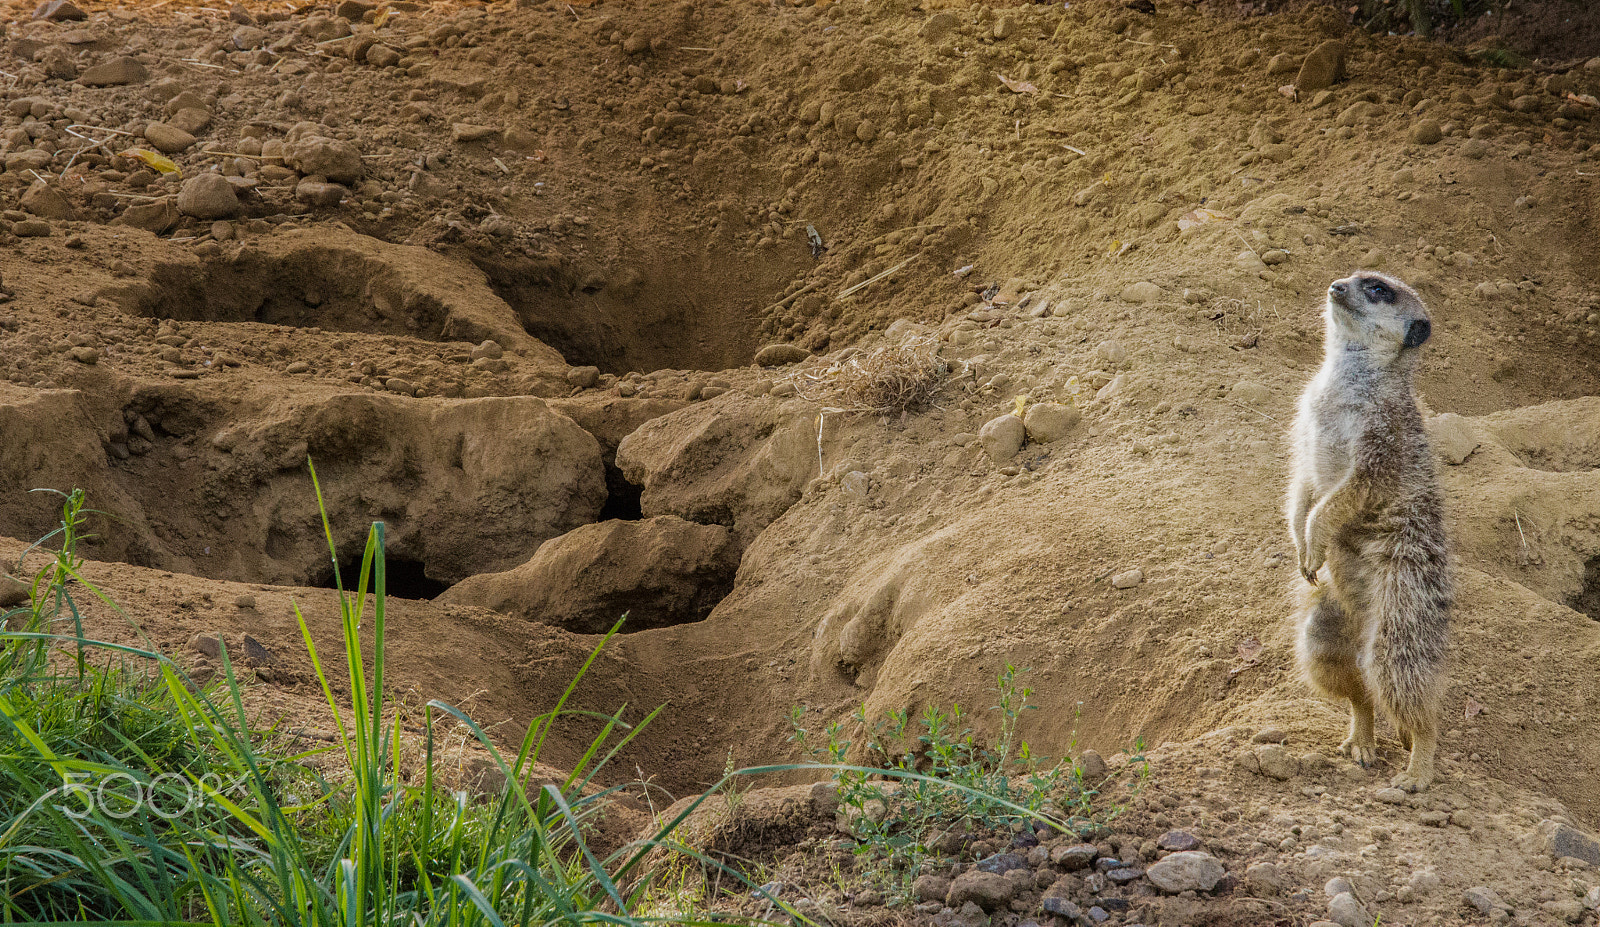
[1573,554,1600,621]
[121,253,449,340]
[313,556,452,601]
[599,467,644,521]
[464,248,782,376]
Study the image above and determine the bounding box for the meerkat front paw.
[1299,548,1325,585]
[1339,736,1376,768]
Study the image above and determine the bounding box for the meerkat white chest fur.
[1286,271,1451,793]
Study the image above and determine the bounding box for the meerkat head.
[1325,271,1432,363]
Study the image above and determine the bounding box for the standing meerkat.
[1287,271,1451,792]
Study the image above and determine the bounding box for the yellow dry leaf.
[996,73,1038,94]
[120,148,181,176]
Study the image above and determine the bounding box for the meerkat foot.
[1389,768,1433,792]
[1339,735,1377,768]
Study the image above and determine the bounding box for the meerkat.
[1286,271,1451,792]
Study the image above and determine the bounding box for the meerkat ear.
[1403,319,1431,348]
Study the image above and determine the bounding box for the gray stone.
[1110,568,1144,589]
[1146,851,1225,894]
[113,200,179,234]
[974,852,1028,874]
[1464,886,1508,916]
[13,219,52,237]
[34,0,87,21]
[1051,843,1098,869]
[1327,892,1371,927]
[1119,281,1162,303]
[177,173,240,219]
[78,56,148,87]
[946,870,1015,912]
[566,366,600,389]
[1243,862,1285,895]
[1538,820,1600,865]
[1157,831,1201,852]
[1077,750,1108,782]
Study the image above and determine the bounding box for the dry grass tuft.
[793,334,952,414]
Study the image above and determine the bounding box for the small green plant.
[0,477,774,926]
[787,666,1133,903]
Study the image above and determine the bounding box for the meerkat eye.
[1362,280,1394,302]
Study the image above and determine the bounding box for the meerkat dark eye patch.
[1403,319,1431,348]
[1361,279,1395,303]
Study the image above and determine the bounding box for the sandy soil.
[4,0,1600,923]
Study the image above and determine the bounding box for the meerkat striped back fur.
[1287,271,1451,792]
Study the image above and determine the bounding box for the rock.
[1296,40,1345,93]
[69,347,98,364]
[143,122,197,154]
[169,108,212,136]
[78,56,149,87]
[946,870,1015,912]
[1077,749,1107,781]
[1106,867,1144,883]
[164,92,210,117]
[1336,101,1378,127]
[1463,886,1509,916]
[113,200,178,234]
[0,574,30,608]
[21,181,76,221]
[1022,402,1079,443]
[1461,138,1489,159]
[1094,340,1127,367]
[1232,381,1272,406]
[177,173,240,219]
[384,378,415,395]
[1538,820,1600,865]
[366,44,401,67]
[335,0,373,18]
[1409,119,1443,145]
[34,0,87,20]
[233,594,256,609]
[241,635,273,664]
[436,516,739,633]
[1374,787,1409,804]
[188,633,222,658]
[451,122,499,143]
[294,180,348,207]
[231,25,268,49]
[1243,862,1285,895]
[979,413,1025,464]
[1146,851,1225,894]
[13,219,52,237]
[622,33,652,55]
[1251,728,1287,744]
[287,136,363,183]
[1051,844,1098,869]
[1120,281,1163,303]
[1039,893,1080,919]
[974,852,1028,874]
[1110,568,1143,589]
[1246,744,1297,780]
[1423,412,1479,464]
[566,366,600,389]
[1266,52,1297,75]
[913,874,951,903]
[754,344,810,367]
[1543,899,1586,923]
[1157,831,1201,852]
[1327,892,1372,927]
[1261,249,1289,265]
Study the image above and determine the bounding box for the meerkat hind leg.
[1296,584,1379,767]
[1390,724,1437,792]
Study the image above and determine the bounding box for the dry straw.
[791,334,952,415]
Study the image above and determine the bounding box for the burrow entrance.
[312,555,453,601]
[463,246,792,376]
[1573,554,1600,622]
